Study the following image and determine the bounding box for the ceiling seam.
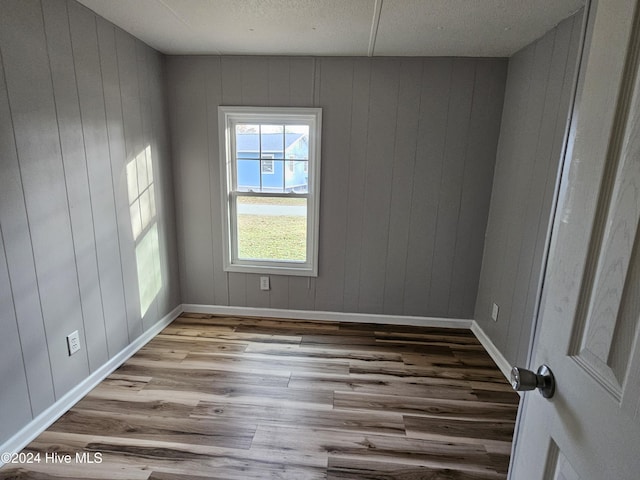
[368,0,384,57]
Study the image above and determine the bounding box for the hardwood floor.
[0,313,520,479]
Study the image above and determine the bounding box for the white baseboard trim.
[0,304,182,465]
[181,304,473,329]
[470,321,513,383]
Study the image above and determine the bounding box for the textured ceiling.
[76,0,585,57]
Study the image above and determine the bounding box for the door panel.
[511,0,640,478]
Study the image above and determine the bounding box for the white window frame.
[218,106,322,276]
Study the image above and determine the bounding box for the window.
[218,106,322,276]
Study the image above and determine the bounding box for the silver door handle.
[510,364,555,398]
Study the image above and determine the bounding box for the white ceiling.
[76,0,585,57]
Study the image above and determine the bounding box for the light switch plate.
[260,276,270,291]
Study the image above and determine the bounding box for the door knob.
[510,364,555,398]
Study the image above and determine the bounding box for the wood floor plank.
[1,314,519,479]
[333,391,518,420]
[327,456,505,480]
[191,401,406,436]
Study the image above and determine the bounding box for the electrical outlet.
[260,276,270,291]
[67,330,81,356]
[491,303,499,322]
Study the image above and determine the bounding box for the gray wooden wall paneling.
[383,59,425,315]
[474,13,582,367]
[0,27,55,418]
[514,14,583,363]
[475,46,534,346]
[449,59,508,318]
[342,58,371,313]
[357,58,400,313]
[115,29,145,339]
[498,33,554,353]
[0,0,179,444]
[2,0,89,398]
[168,56,507,318]
[68,1,123,368]
[149,49,181,314]
[205,57,229,307]
[403,59,452,316]
[44,2,113,368]
[135,39,159,330]
[314,57,353,312]
[172,57,215,305]
[96,17,135,353]
[0,209,33,440]
[503,25,568,363]
[220,57,247,308]
[428,59,476,317]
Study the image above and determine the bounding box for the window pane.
[261,124,284,158]
[285,160,308,193]
[261,160,285,192]
[236,159,260,191]
[235,124,260,159]
[236,196,307,262]
[285,125,309,159]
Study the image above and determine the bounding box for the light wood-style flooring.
[1,313,520,479]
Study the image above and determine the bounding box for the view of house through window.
[219,107,321,276]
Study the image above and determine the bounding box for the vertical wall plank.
[0,228,33,443]
[342,58,371,312]
[383,58,423,315]
[135,38,160,330]
[428,59,476,317]
[314,58,353,312]
[357,58,400,313]
[0,8,55,415]
[1,0,89,398]
[403,58,452,316]
[205,57,229,306]
[116,28,145,338]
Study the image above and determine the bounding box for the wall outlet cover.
[491,303,500,322]
[67,330,81,356]
[260,276,270,291]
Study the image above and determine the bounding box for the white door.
[510,0,640,478]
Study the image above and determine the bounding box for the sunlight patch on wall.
[127,145,162,317]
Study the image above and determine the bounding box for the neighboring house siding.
[167,55,507,316]
[474,11,583,368]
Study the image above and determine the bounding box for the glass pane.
[285,125,309,159]
[235,124,259,159]
[236,196,307,262]
[236,159,260,191]
[261,160,285,193]
[284,160,309,193]
[261,124,284,158]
